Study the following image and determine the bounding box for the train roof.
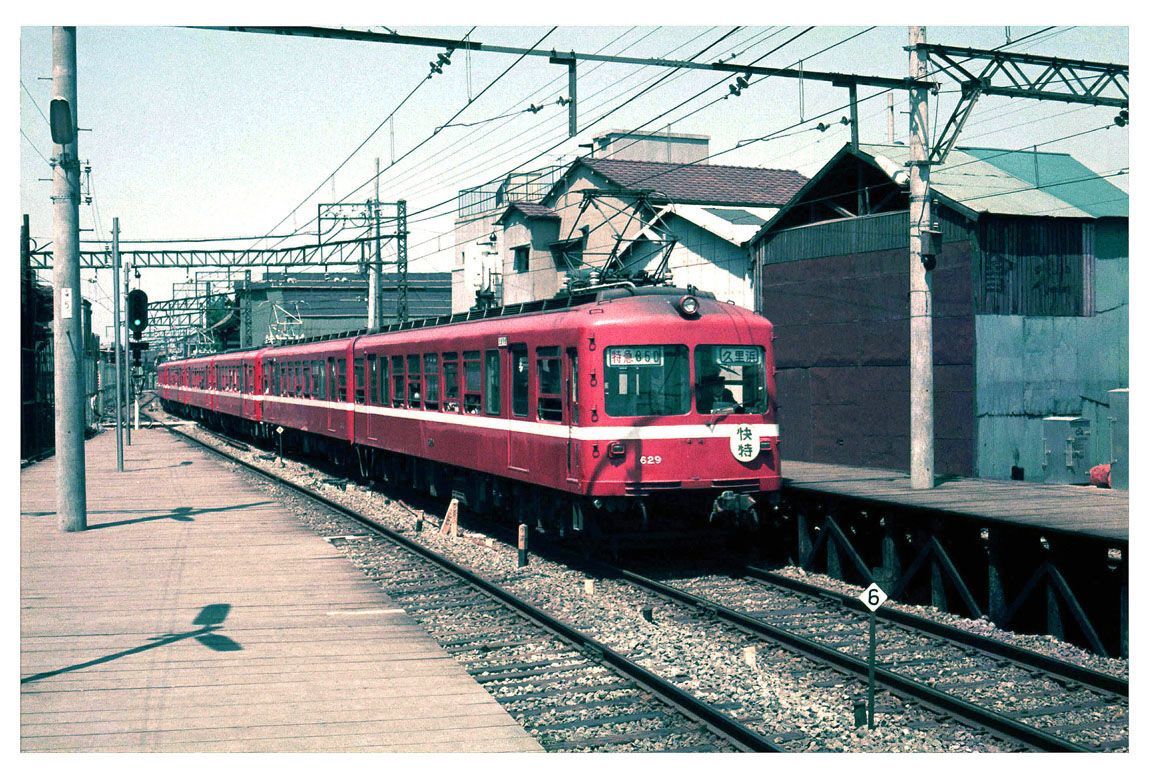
[159,284,757,364]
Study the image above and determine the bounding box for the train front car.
[572,287,780,533]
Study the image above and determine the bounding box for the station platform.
[20,427,543,753]
[784,460,1128,543]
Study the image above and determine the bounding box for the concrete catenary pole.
[908,26,934,489]
[51,26,87,530]
[112,217,124,471]
[368,157,384,329]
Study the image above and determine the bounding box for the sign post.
[858,582,888,729]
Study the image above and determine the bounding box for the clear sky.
[16,17,1130,344]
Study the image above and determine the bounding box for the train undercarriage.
[161,398,769,549]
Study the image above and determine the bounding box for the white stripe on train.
[158,383,780,441]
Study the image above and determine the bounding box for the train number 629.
[640,455,662,465]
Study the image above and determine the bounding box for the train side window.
[325,357,334,401]
[407,354,422,408]
[337,359,347,402]
[378,355,389,405]
[423,353,439,411]
[536,346,563,423]
[366,355,377,406]
[443,352,459,412]
[484,349,500,416]
[463,350,481,414]
[511,344,528,418]
[354,358,366,404]
[391,355,405,408]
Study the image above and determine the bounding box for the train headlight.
[677,295,701,317]
[608,441,626,459]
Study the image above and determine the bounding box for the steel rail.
[603,564,1090,752]
[148,411,783,754]
[743,565,1128,698]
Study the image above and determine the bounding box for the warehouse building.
[751,142,1128,481]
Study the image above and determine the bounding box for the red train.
[158,285,781,536]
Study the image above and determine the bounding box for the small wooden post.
[440,499,459,537]
[868,611,877,728]
[517,523,528,567]
[414,510,423,533]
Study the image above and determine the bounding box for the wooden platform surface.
[783,461,1128,543]
[20,427,542,753]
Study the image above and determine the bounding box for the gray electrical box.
[1043,416,1091,485]
[1108,389,1128,491]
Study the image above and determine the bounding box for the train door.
[242,360,256,419]
[508,343,530,472]
[566,347,579,484]
[324,356,340,435]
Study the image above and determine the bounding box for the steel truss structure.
[764,490,1127,658]
[919,44,1129,164]
[29,235,371,270]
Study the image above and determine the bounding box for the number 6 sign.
[859,582,888,612]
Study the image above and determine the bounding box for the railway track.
[603,563,1128,752]
[147,410,771,753]
[148,400,1126,752]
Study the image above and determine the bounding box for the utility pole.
[368,157,383,329]
[887,92,895,144]
[112,218,124,471]
[908,25,934,490]
[123,252,132,446]
[50,26,87,531]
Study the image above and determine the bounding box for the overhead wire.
[251,25,479,250]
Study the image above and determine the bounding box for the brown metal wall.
[761,241,975,476]
[974,216,1094,316]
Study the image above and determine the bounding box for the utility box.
[1108,389,1128,491]
[1043,416,1091,485]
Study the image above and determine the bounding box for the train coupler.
[709,490,758,530]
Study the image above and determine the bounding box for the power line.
[21,129,50,164]
[21,79,50,127]
[252,26,479,250]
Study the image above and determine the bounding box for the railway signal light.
[129,340,149,367]
[127,289,148,338]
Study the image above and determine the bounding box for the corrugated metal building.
[751,142,1127,480]
[236,271,452,346]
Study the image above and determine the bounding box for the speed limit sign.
[859,582,888,612]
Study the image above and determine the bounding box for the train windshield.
[603,345,690,417]
[694,345,768,414]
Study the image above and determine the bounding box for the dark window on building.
[550,236,584,270]
[513,245,530,272]
[484,349,501,415]
[511,344,529,418]
[536,346,563,422]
